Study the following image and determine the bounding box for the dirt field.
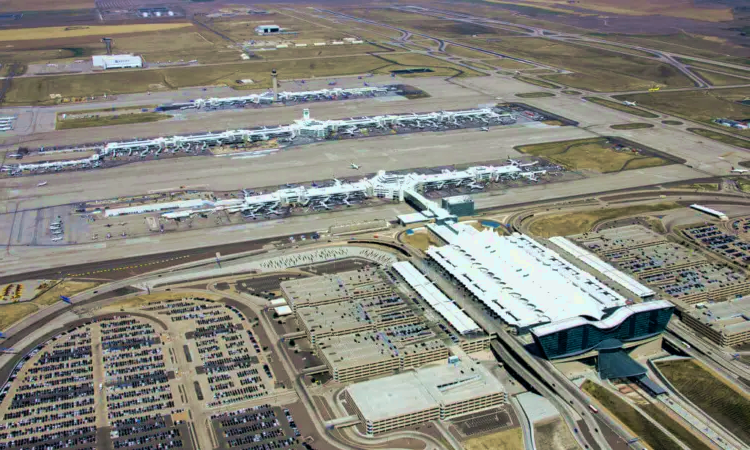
[402,230,442,251]
[0,24,192,41]
[516,137,670,173]
[527,202,681,237]
[616,88,750,134]
[0,303,38,330]
[657,359,750,444]
[475,37,693,91]
[0,280,99,330]
[463,427,524,450]
[582,380,683,450]
[32,280,99,306]
[534,419,577,450]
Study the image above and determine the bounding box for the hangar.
[92,54,143,70]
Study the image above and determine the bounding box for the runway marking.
[67,255,191,277]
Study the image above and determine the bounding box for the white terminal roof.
[275,305,293,316]
[92,54,142,68]
[347,361,505,421]
[426,228,628,330]
[549,236,655,298]
[532,300,674,337]
[270,298,287,306]
[392,261,481,335]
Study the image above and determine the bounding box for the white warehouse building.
[92,54,143,70]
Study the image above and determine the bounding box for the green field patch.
[561,90,581,94]
[681,60,750,79]
[582,380,687,450]
[57,112,172,130]
[615,88,750,135]
[515,92,555,98]
[662,120,683,125]
[584,97,659,118]
[516,137,671,174]
[657,359,750,444]
[515,75,560,89]
[675,182,720,191]
[693,69,750,87]
[610,123,654,130]
[474,37,693,92]
[688,128,750,150]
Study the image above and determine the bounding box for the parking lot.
[211,404,305,450]
[572,224,750,305]
[685,222,750,269]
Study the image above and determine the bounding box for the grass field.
[662,120,683,125]
[516,92,555,98]
[371,53,484,77]
[484,0,733,21]
[465,61,497,71]
[681,60,750,79]
[692,69,750,87]
[568,40,657,58]
[616,88,750,135]
[516,137,670,173]
[463,427,524,450]
[0,24,192,41]
[561,90,581,94]
[675,182,719,191]
[528,202,681,237]
[688,128,750,150]
[57,112,172,130]
[471,37,692,91]
[0,56,371,104]
[610,123,655,130]
[584,97,660,118]
[582,380,684,450]
[657,359,750,444]
[515,75,560,89]
[600,32,749,64]
[0,280,99,330]
[534,418,577,450]
[482,58,532,70]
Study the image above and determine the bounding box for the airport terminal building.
[531,300,675,360]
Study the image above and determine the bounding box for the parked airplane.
[480,127,489,131]
[350,163,361,170]
[37,181,48,187]
[51,236,64,242]
[732,166,748,174]
[623,101,637,106]
[649,86,660,92]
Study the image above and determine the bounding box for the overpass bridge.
[302,365,329,375]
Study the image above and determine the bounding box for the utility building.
[255,24,280,34]
[92,54,143,70]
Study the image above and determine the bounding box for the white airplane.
[731,166,748,174]
[37,181,48,187]
[51,236,64,242]
[623,101,637,106]
[350,163,360,170]
[480,127,489,132]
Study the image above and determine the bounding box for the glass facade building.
[531,301,674,360]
